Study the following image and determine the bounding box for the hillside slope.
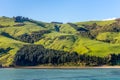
[0,16,120,66]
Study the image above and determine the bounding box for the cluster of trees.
[0,32,14,39]
[13,16,45,27]
[54,25,60,32]
[14,45,69,66]
[109,54,120,65]
[0,47,12,54]
[13,16,29,23]
[14,45,120,66]
[51,22,63,24]
[17,30,50,43]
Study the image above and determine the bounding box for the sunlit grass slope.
[0,35,26,66]
[72,38,120,57]
[0,16,120,66]
[76,20,116,26]
[35,32,77,51]
[0,16,15,26]
[0,22,46,37]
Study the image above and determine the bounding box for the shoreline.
[12,65,120,69]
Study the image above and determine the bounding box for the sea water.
[0,68,120,80]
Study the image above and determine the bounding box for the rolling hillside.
[0,16,120,67]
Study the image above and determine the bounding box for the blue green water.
[0,68,120,80]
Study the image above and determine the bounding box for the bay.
[0,68,120,80]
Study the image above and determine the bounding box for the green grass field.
[0,35,26,66]
[0,16,120,66]
[76,20,116,26]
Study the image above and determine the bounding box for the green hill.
[0,16,120,67]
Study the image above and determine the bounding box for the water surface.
[0,68,120,80]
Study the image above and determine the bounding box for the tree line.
[17,30,50,43]
[0,47,13,54]
[14,45,120,66]
[13,16,45,27]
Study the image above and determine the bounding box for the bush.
[17,30,51,43]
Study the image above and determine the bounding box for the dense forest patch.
[14,45,120,66]
[17,30,51,43]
